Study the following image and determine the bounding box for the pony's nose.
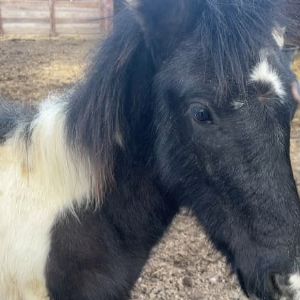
[272,273,300,300]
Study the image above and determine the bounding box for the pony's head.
[68,1,300,298]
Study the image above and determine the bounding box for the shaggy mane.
[66,0,287,200]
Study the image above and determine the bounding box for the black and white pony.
[1,0,300,299]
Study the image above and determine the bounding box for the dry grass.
[0,38,97,102]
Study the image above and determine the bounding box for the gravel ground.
[0,37,300,300]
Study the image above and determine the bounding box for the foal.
[1,0,300,299]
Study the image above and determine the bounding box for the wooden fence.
[0,0,113,36]
[0,1,299,40]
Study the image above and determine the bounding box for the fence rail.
[0,1,299,41]
[0,0,113,36]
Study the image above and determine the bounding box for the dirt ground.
[1,37,300,300]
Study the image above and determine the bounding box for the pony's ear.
[131,0,198,61]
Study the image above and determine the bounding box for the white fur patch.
[250,59,286,99]
[0,97,93,299]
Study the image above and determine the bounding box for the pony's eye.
[191,106,213,124]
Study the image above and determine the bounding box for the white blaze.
[250,59,286,99]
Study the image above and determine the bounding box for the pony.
[1,0,300,299]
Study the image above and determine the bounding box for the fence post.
[100,0,109,34]
[103,0,113,33]
[0,7,4,35]
[49,0,56,36]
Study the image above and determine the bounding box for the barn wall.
[0,0,113,36]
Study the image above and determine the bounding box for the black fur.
[46,1,300,300]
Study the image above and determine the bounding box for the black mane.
[67,0,286,199]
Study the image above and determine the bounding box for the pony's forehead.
[159,45,288,99]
